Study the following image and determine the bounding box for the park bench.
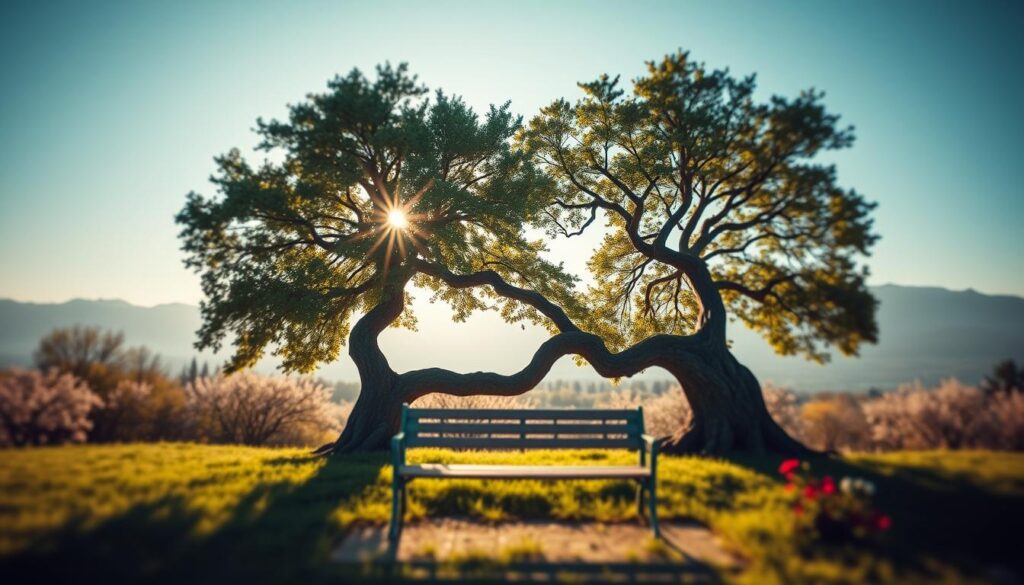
[389,404,659,541]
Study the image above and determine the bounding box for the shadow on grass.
[0,453,387,585]
[725,452,1024,581]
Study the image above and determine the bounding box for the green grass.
[0,444,1022,584]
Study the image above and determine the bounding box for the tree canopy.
[177,64,580,372]
[522,51,878,361]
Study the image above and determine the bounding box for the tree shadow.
[724,452,1024,582]
[0,454,387,585]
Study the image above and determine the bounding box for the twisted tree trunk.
[320,260,810,456]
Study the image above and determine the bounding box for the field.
[1,445,1022,584]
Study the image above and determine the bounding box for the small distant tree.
[0,368,101,447]
[180,357,200,386]
[981,359,1023,395]
[186,373,341,446]
[34,326,124,380]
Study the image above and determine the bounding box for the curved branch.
[400,331,703,402]
[413,258,580,333]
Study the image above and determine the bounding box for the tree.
[981,359,1023,395]
[179,54,877,455]
[34,325,124,382]
[517,51,878,453]
[177,64,581,452]
[0,368,101,447]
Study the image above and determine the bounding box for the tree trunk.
[655,263,812,456]
[656,337,811,455]
[319,271,409,454]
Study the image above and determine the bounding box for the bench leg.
[648,478,660,537]
[389,478,403,541]
[636,480,645,520]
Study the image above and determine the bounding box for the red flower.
[803,485,818,500]
[821,476,836,495]
[793,503,804,516]
[784,483,796,492]
[877,515,892,531]
[779,459,801,476]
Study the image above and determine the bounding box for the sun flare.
[387,209,408,229]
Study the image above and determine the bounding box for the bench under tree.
[389,405,660,540]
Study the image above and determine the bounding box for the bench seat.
[398,463,652,480]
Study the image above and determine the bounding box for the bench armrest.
[641,434,659,470]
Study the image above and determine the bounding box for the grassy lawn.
[1,444,1022,584]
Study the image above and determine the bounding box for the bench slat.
[405,437,641,449]
[398,464,651,479]
[408,422,641,436]
[407,408,640,422]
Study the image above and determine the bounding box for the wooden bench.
[389,404,660,540]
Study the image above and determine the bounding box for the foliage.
[800,394,870,451]
[521,51,878,359]
[32,326,187,442]
[0,369,101,447]
[1,445,1022,584]
[981,358,1024,395]
[186,373,344,446]
[176,63,580,373]
[778,459,891,547]
[863,379,1024,451]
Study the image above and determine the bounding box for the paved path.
[332,518,743,569]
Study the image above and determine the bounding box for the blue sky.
[2,0,1022,309]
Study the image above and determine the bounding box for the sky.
[1,0,1022,377]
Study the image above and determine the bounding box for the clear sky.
[2,0,1022,309]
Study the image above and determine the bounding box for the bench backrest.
[401,405,645,450]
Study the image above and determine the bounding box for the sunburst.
[363,179,434,276]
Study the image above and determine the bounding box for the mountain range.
[1,284,1021,391]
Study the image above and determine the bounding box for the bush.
[33,327,187,442]
[863,379,1022,450]
[800,394,870,451]
[0,368,102,447]
[186,373,344,446]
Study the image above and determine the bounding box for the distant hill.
[729,285,1024,390]
[1,285,1022,391]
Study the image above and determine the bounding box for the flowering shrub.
[0,368,102,446]
[779,459,891,545]
[186,373,343,446]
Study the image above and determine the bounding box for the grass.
[0,444,1022,584]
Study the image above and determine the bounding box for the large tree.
[179,54,878,456]
[177,64,583,452]
[518,52,878,453]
